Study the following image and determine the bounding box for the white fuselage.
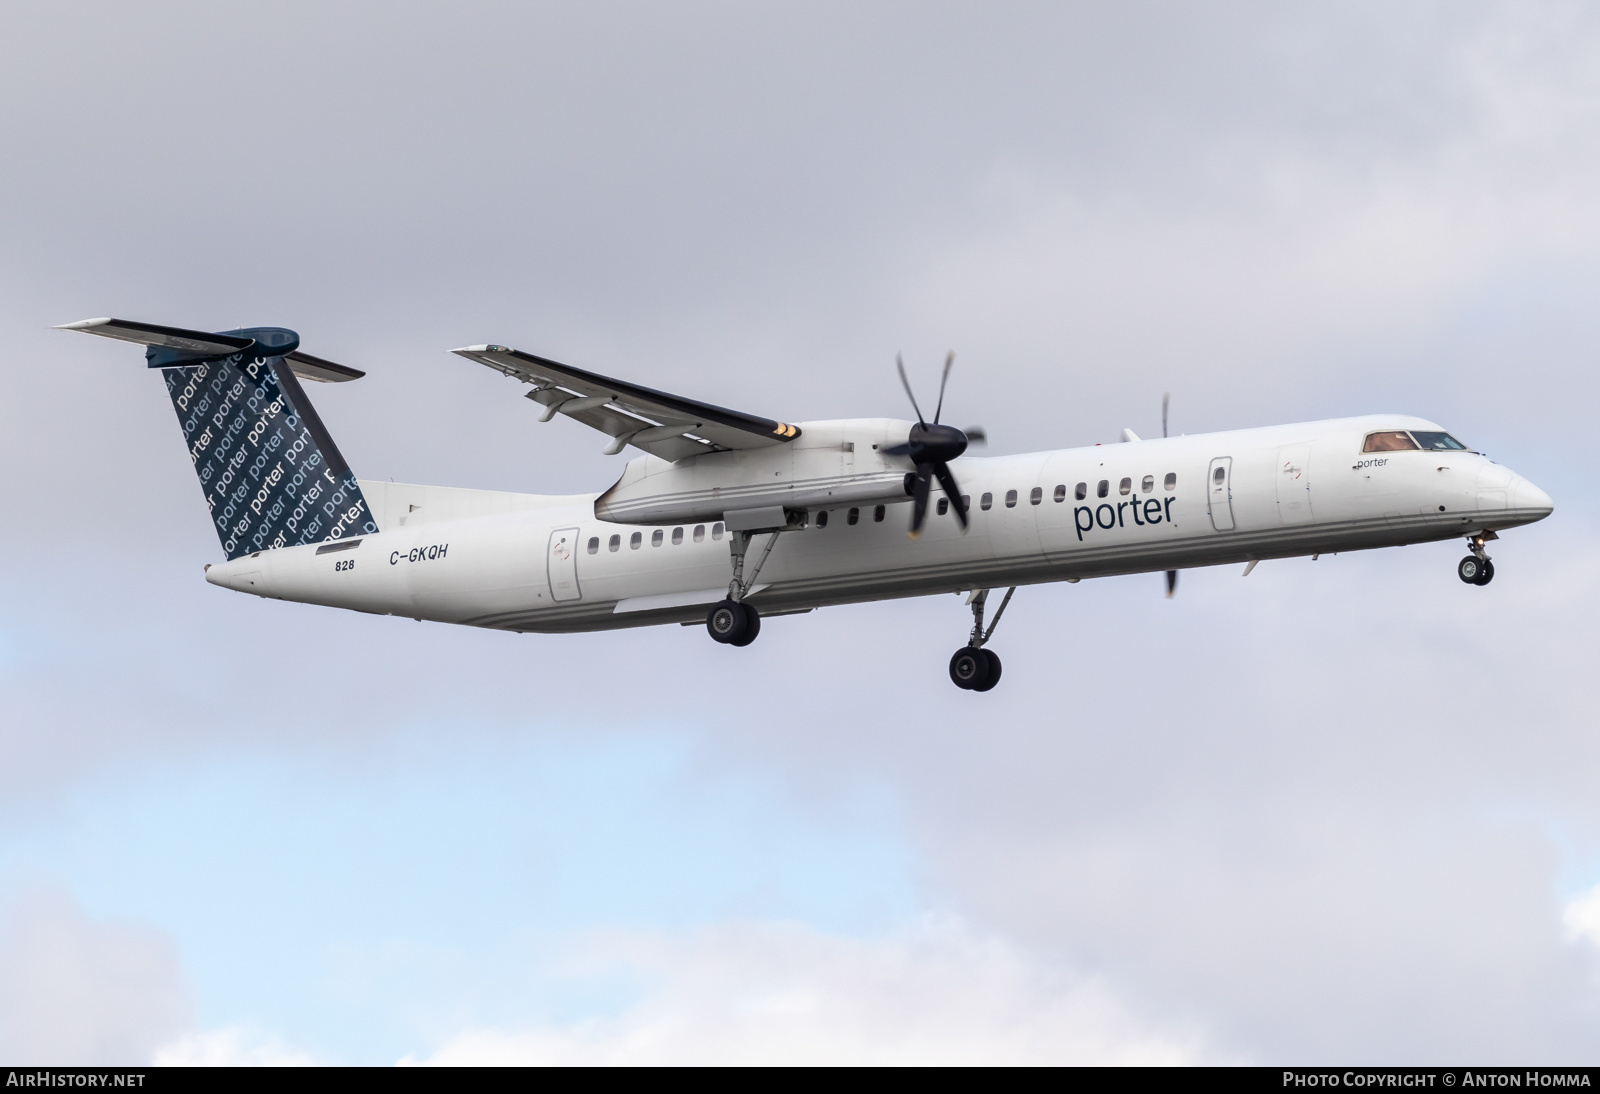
[203,414,1553,632]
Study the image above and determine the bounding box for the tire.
[729,603,761,646]
[1457,556,1483,584]
[706,600,748,644]
[971,648,1003,692]
[949,646,989,690]
[1474,559,1495,586]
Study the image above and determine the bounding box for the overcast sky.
[3,0,1600,1064]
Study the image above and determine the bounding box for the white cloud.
[403,918,1208,1066]
[0,889,189,1065]
[152,1027,318,1067]
[1562,887,1600,949]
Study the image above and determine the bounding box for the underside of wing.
[452,344,801,460]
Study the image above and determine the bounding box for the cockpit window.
[1362,431,1419,453]
[1410,431,1467,451]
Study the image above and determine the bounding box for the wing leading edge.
[452,344,801,461]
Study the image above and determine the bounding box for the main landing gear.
[949,587,1015,692]
[1457,533,1496,587]
[706,599,761,646]
[706,525,785,646]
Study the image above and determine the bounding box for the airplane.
[58,317,1554,692]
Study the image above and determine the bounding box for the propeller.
[1162,390,1176,598]
[883,352,983,538]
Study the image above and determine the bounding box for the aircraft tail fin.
[58,318,378,559]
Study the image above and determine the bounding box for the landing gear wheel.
[1474,558,1495,586]
[949,646,1001,691]
[949,647,986,690]
[730,603,761,646]
[1457,556,1486,584]
[707,600,752,645]
[971,648,1002,692]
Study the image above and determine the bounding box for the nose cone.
[1510,476,1554,520]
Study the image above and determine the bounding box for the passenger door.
[1276,444,1313,524]
[1207,457,1235,532]
[547,527,582,602]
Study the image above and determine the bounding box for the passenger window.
[587,537,599,554]
[1164,472,1176,490]
[1141,475,1153,493]
[1054,484,1066,503]
[847,507,860,525]
[1097,480,1109,498]
[1411,431,1468,451]
[873,505,885,522]
[961,495,970,513]
[671,527,683,545]
[816,511,829,528]
[712,522,724,540]
[1005,490,1018,508]
[1030,486,1042,505]
[630,531,642,549]
[980,492,993,511]
[1363,431,1419,452]
[1119,478,1131,495]
[1075,482,1088,501]
[651,529,664,546]
[1212,467,1225,483]
[937,497,949,516]
[693,525,705,542]
[608,534,621,552]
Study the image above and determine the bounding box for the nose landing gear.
[1458,534,1496,586]
[949,586,1014,692]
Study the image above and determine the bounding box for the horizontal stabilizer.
[57,317,364,381]
[55,317,252,357]
[283,350,365,383]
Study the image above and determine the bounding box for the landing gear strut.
[1458,533,1496,586]
[949,587,1014,692]
[706,525,786,646]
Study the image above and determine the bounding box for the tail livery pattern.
[60,319,377,559]
[167,349,376,558]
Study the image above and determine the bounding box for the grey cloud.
[0,889,191,1064]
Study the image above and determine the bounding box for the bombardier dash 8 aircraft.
[61,317,1553,692]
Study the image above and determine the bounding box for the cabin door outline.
[1207,457,1235,532]
[547,527,583,602]
[1276,444,1313,524]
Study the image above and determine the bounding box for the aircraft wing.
[452,344,801,461]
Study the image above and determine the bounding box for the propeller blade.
[932,350,955,425]
[881,442,912,457]
[908,463,932,538]
[931,460,969,531]
[1162,392,1169,439]
[896,354,927,428]
[963,426,987,447]
[1165,569,1177,598]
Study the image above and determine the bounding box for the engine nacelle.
[594,418,915,525]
